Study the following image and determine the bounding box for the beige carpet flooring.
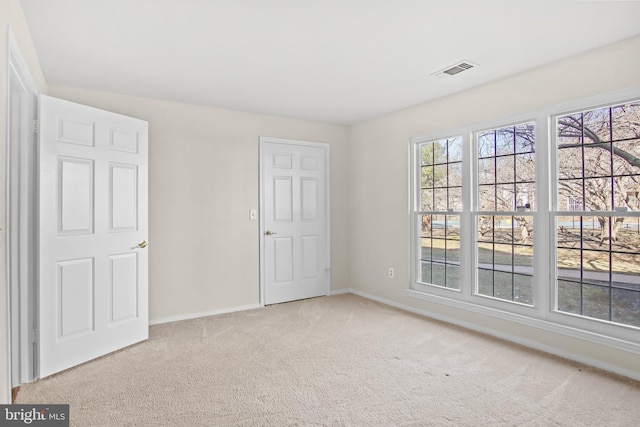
[16,294,640,426]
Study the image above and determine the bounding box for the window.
[417,137,462,289]
[554,101,640,328]
[410,92,640,343]
[476,123,535,305]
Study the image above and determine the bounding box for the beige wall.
[1,0,48,404]
[348,35,640,376]
[47,86,351,322]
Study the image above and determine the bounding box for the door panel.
[110,163,138,231]
[57,258,94,338]
[261,139,329,305]
[39,95,148,377]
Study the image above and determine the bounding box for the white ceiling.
[19,0,640,125]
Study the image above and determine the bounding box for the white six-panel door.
[261,138,329,305]
[39,95,148,377]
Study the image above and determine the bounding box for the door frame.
[258,137,331,306]
[5,27,39,393]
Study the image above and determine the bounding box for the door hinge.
[32,119,39,133]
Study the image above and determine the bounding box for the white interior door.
[260,138,329,305]
[39,95,148,377]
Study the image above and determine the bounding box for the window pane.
[582,250,609,286]
[514,244,533,272]
[416,143,462,292]
[420,189,433,211]
[420,237,432,259]
[448,187,462,211]
[493,217,514,244]
[447,137,463,162]
[557,280,581,315]
[554,211,640,327]
[558,147,583,180]
[514,274,533,305]
[612,140,640,176]
[612,103,640,141]
[433,164,447,187]
[495,184,515,211]
[557,217,581,248]
[434,189,447,211]
[420,142,434,165]
[559,179,584,210]
[478,242,493,264]
[446,215,460,238]
[432,263,446,287]
[493,243,513,271]
[495,156,514,183]
[496,129,514,156]
[478,131,495,158]
[612,288,640,328]
[421,165,433,187]
[445,264,461,290]
[420,261,432,284]
[448,163,462,186]
[557,112,583,138]
[583,178,612,211]
[475,213,534,306]
[477,216,494,242]
[515,153,535,182]
[433,140,447,164]
[557,248,580,282]
[613,177,639,210]
[478,158,495,185]
[515,123,535,154]
[420,215,432,238]
[583,284,610,321]
[494,271,513,300]
[477,269,494,296]
[582,107,611,143]
[478,185,495,211]
[583,144,611,178]
[516,183,535,210]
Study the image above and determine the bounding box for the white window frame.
[409,87,640,347]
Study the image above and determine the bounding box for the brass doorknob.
[265,230,277,236]
[136,240,148,249]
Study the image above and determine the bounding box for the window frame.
[409,88,640,346]
[414,135,464,291]
[547,98,640,338]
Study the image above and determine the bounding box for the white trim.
[149,303,262,326]
[329,288,350,296]
[336,288,640,381]
[258,136,331,306]
[5,26,39,398]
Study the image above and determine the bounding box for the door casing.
[6,27,39,392]
[258,137,331,306]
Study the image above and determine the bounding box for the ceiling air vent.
[431,61,477,78]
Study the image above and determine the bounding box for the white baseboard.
[343,288,640,382]
[329,288,351,296]
[149,303,262,326]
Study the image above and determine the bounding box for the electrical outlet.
[388,267,394,279]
